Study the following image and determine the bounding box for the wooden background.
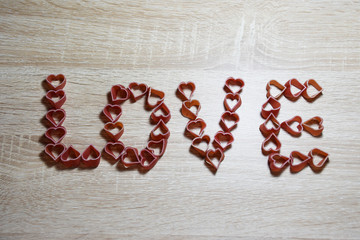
[1,1,359,239]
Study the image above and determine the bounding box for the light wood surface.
[1,1,360,239]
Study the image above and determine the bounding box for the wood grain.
[0,1,359,239]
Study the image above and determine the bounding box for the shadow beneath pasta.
[114,156,150,175]
[269,160,330,176]
[41,79,52,92]
[99,110,109,124]
[40,79,55,167]
[41,95,53,111]
[40,114,52,129]
[270,171,283,177]
[101,148,118,166]
[39,133,51,146]
[309,160,329,174]
[189,146,205,160]
[39,150,57,168]
[204,162,217,175]
[39,149,75,171]
[106,92,112,105]
[188,145,218,175]
[102,143,156,175]
[99,128,114,143]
